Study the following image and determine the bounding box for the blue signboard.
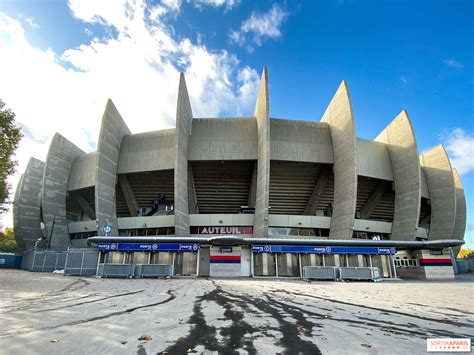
[251,245,396,255]
[97,243,199,252]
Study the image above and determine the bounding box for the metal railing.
[339,267,381,281]
[302,266,381,281]
[21,249,66,272]
[303,266,339,280]
[96,263,173,278]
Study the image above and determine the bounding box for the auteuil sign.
[190,226,253,235]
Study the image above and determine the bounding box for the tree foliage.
[0,100,22,213]
[0,228,18,253]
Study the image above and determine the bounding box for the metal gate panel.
[303,266,338,280]
[339,267,381,280]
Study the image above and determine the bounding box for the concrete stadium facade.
[13,69,466,280]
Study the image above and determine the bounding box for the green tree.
[0,228,18,253]
[0,100,22,214]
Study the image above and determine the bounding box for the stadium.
[12,68,466,280]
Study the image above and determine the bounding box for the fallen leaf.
[361,343,372,348]
[138,335,152,341]
[50,339,59,343]
[120,341,127,345]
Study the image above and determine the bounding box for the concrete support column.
[174,73,193,237]
[42,133,85,250]
[452,169,467,257]
[95,99,131,236]
[420,145,456,241]
[303,166,330,215]
[188,163,199,214]
[253,68,271,238]
[375,110,421,240]
[248,161,257,208]
[71,191,96,220]
[320,81,357,239]
[13,158,45,251]
[360,181,388,220]
[118,174,138,217]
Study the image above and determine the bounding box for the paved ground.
[0,270,473,354]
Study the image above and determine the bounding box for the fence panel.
[64,249,99,276]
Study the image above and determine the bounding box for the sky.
[0,0,472,246]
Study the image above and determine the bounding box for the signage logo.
[190,226,253,235]
[427,338,470,352]
[152,244,158,250]
[325,247,331,253]
[111,243,117,250]
[192,244,198,251]
[264,245,271,252]
[102,225,112,234]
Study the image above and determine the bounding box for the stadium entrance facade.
[88,236,458,280]
[13,69,466,281]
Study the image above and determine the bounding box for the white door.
[240,247,251,277]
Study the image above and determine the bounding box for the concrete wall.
[95,99,131,236]
[452,169,466,256]
[174,73,193,237]
[190,214,254,226]
[420,145,456,240]
[13,158,45,251]
[189,118,257,161]
[356,138,393,180]
[268,215,331,229]
[13,174,25,251]
[420,169,430,199]
[320,81,357,239]
[270,119,333,163]
[375,111,421,240]
[68,152,96,191]
[42,133,85,250]
[118,129,175,174]
[253,68,270,237]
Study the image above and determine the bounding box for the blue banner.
[251,245,396,255]
[97,243,199,252]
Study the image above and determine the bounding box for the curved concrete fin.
[14,157,46,251]
[174,73,194,236]
[95,99,131,236]
[375,110,421,240]
[42,133,85,250]
[13,173,26,251]
[321,80,357,239]
[420,144,456,241]
[452,169,466,256]
[253,67,270,237]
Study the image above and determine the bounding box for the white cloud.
[229,4,288,49]
[192,0,240,10]
[0,0,260,228]
[444,59,463,69]
[443,128,474,175]
[25,17,39,30]
[400,74,407,85]
[162,0,182,12]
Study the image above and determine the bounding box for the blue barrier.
[0,253,22,268]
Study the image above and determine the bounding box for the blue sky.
[0,0,472,246]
